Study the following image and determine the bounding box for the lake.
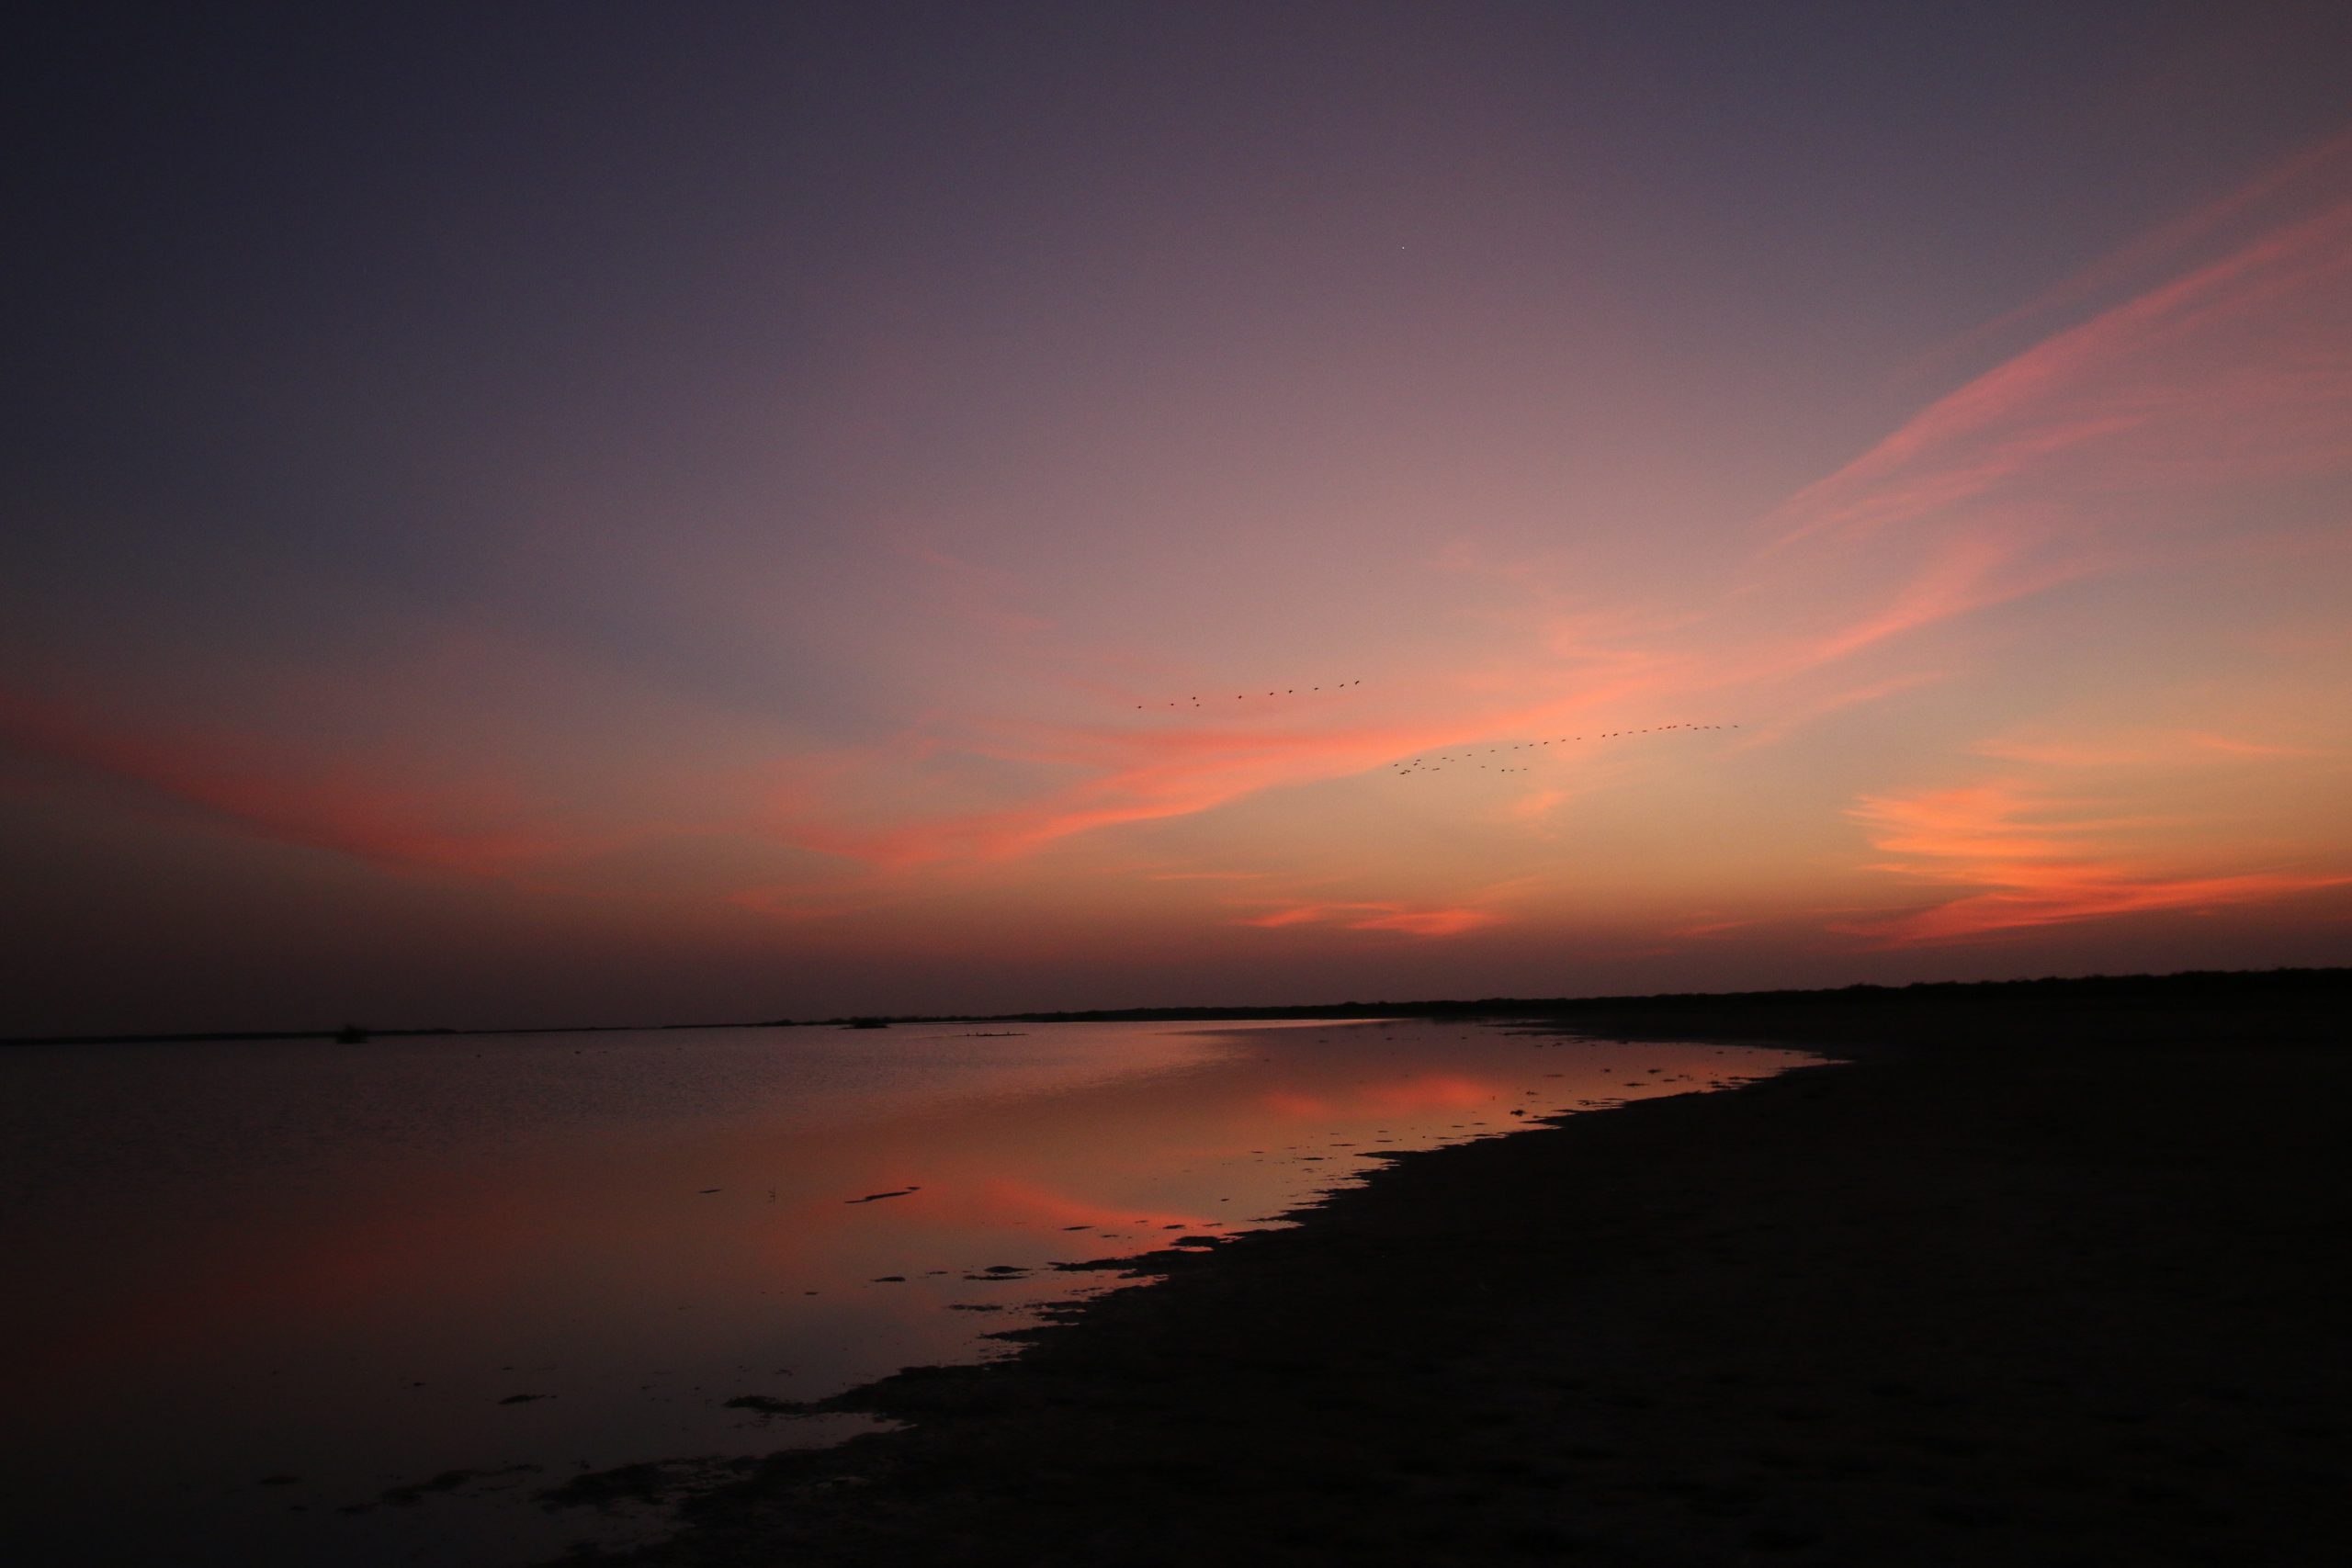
[0,1018,1804,1564]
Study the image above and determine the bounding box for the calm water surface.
[0,1019,1804,1564]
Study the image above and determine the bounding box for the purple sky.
[6,3,2350,1033]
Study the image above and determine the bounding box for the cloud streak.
[0,686,582,878]
[1765,197,2352,550]
[1841,780,2347,946]
[1231,898,1502,939]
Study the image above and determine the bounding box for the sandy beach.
[569,976,2352,1565]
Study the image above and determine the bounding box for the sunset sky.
[6,3,2350,1034]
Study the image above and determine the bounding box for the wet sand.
[572,982,2352,1565]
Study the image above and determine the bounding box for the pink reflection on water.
[0,1021,1806,1566]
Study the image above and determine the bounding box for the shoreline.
[17,964,2343,1050]
[565,986,2352,1565]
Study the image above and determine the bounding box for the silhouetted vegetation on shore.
[8,966,2344,1048]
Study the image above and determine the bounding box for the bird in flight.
[1136,679,1363,710]
[1388,722,1736,775]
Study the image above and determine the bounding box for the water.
[0,1018,1804,1564]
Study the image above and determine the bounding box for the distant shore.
[561,971,2352,1566]
[11,964,2345,1047]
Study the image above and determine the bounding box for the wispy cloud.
[1765,196,2352,551]
[1729,671,1946,750]
[0,686,586,878]
[1900,127,2352,389]
[1974,728,2334,769]
[1840,780,2346,946]
[754,160,2352,891]
[1230,898,1502,939]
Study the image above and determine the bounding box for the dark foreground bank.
[561,980,2352,1566]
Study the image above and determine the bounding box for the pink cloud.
[1729,671,1947,750]
[1766,197,2352,550]
[740,161,2352,915]
[1899,128,2352,389]
[1975,729,2334,769]
[767,695,1680,869]
[0,685,581,878]
[1778,523,2086,672]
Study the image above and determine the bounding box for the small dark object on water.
[334,1023,369,1044]
[846,1186,921,1204]
[698,1188,721,1194]
[498,1393,553,1405]
[873,1275,907,1283]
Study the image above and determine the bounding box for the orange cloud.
[1350,907,1498,937]
[1662,915,1764,941]
[1143,869,1270,881]
[1841,780,2348,946]
[1232,898,1501,939]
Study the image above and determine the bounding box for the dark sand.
[569,981,2352,1565]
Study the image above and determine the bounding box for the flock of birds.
[1137,680,1364,709]
[1124,685,1736,778]
[1388,722,1737,776]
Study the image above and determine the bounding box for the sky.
[5,2,2350,1034]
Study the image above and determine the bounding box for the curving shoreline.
[564,984,2352,1565]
